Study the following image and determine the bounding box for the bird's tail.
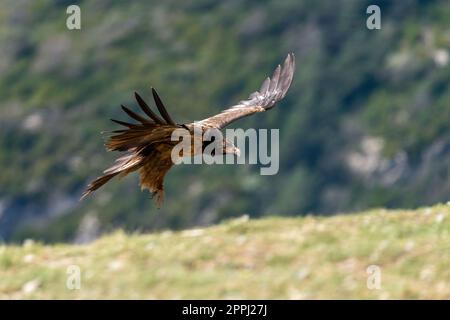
[80,172,119,201]
[80,153,143,201]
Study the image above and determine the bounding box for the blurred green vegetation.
[1,0,450,242]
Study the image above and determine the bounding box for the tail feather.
[80,172,119,200]
[103,153,142,174]
[81,153,143,201]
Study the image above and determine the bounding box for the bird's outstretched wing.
[80,88,178,201]
[106,88,178,152]
[196,53,295,129]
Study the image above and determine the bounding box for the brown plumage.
[81,53,295,207]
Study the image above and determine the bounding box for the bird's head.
[223,139,240,157]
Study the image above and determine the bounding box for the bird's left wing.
[196,53,295,129]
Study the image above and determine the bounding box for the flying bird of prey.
[81,53,295,206]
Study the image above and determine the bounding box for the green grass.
[1,205,450,299]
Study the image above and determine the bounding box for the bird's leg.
[148,189,164,208]
[155,189,164,209]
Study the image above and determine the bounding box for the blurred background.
[1,0,449,243]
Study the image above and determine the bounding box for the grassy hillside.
[1,204,449,299]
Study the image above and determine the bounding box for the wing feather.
[121,104,152,124]
[268,65,281,93]
[107,90,179,151]
[134,92,166,124]
[260,77,271,94]
[152,88,176,125]
[110,118,139,129]
[195,53,295,129]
